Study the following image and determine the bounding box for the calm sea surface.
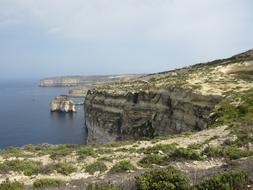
[0,80,85,148]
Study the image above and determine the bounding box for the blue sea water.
[0,79,85,148]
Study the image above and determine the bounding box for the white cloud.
[0,0,251,44]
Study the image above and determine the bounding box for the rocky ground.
[0,124,253,189]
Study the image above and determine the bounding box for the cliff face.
[85,88,221,144]
[85,49,253,144]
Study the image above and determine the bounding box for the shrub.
[110,160,136,173]
[33,178,62,188]
[202,146,223,157]
[171,147,203,160]
[87,183,119,190]
[0,159,42,176]
[192,170,248,190]
[49,144,74,160]
[224,146,253,160]
[141,144,177,155]
[77,146,96,159]
[0,179,24,190]
[136,166,190,190]
[138,154,169,168]
[85,161,108,174]
[0,147,24,158]
[47,162,76,175]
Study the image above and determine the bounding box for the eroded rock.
[50,95,76,112]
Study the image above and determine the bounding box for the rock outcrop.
[50,95,76,112]
[85,49,253,144]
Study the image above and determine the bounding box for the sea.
[0,79,85,149]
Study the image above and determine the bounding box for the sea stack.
[50,95,76,112]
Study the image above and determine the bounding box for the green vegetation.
[138,154,169,168]
[110,160,136,173]
[85,161,108,174]
[49,144,75,160]
[0,180,24,190]
[0,159,42,176]
[138,144,203,167]
[77,146,96,159]
[171,147,203,161]
[140,144,177,155]
[136,167,249,190]
[103,140,135,148]
[212,91,253,128]
[87,183,119,190]
[33,178,62,189]
[0,147,25,158]
[192,170,248,190]
[223,145,253,160]
[136,166,190,190]
[47,162,76,175]
[202,146,223,157]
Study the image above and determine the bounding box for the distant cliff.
[85,49,253,144]
[40,74,142,87]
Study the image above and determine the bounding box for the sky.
[0,0,253,79]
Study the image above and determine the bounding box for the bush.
[224,146,253,160]
[87,183,119,190]
[192,170,248,190]
[136,166,190,190]
[0,159,42,176]
[77,146,96,159]
[0,179,24,190]
[0,147,24,158]
[49,144,74,160]
[171,147,203,160]
[141,144,176,155]
[138,154,169,168]
[85,161,108,174]
[110,160,136,173]
[47,162,76,175]
[202,146,223,157]
[33,178,62,188]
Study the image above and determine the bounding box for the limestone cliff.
[85,49,253,144]
[40,74,141,87]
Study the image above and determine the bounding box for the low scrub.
[171,147,203,161]
[110,160,136,173]
[0,180,24,190]
[0,159,42,176]
[33,178,62,189]
[138,154,169,168]
[77,146,96,159]
[85,161,108,174]
[136,166,190,190]
[87,183,119,190]
[47,162,76,175]
[192,170,249,190]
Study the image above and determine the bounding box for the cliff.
[85,49,253,144]
[40,74,141,87]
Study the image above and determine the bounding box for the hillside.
[0,49,253,190]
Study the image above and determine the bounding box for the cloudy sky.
[0,0,252,79]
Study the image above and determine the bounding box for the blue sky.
[0,0,253,79]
